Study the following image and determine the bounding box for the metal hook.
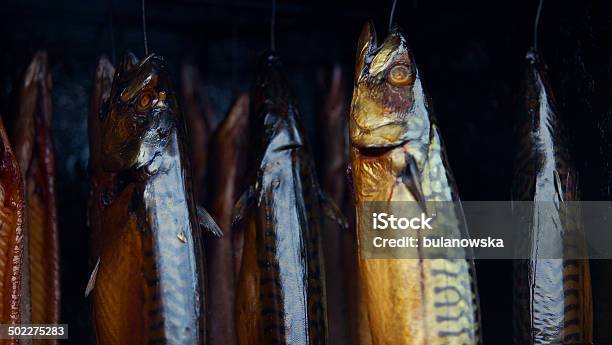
[142,0,149,56]
[270,0,277,51]
[533,0,544,51]
[389,0,398,31]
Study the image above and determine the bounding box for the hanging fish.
[234,52,346,345]
[88,52,219,345]
[317,65,358,345]
[205,93,249,345]
[181,62,217,201]
[512,49,593,344]
[348,22,481,345]
[0,113,25,343]
[88,56,116,262]
[7,51,59,345]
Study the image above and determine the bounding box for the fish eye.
[136,90,156,112]
[387,64,414,87]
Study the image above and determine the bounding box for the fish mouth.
[274,143,303,152]
[352,117,407,134]
[353,120,397,132]
[350,119,409,149]
[353,140,407,157]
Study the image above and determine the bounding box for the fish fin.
[402,154,427,212]
[319,192,349,229]
[85,258,100,297]
[232,186,255,227]
[197,206,223,237]
[552,169,565,203]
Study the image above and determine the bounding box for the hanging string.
[108,0,116,64]
[533,0,544,51]
[270,0,276,51]
[142,0,149,56]
[389,0,398,31]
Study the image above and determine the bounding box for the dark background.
[0,0,610,344]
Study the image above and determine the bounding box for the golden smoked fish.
[0,113,24,345]
[205,93,249,345]
[349,22,481,345]
[234,52,345,345]
[512,49,592,344]
[88,53,219,345]
[9,53,60,343]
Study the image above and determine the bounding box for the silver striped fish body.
[235,52,328,345]
[349,21,481,345]
[512,50,592,344]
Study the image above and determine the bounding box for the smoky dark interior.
[1,0,610,344]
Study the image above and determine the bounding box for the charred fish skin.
[180,62,216,201]
[512,50,593,345]
[88,56,116,262]
[317,65,358,345]
[10,52,60,341]
[92,52,208,345]
[205,93,249,345]
[317,65,348,339]
[235,52,330,345]
[349,21,481,345]
[0,114,25,339]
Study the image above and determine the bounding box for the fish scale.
[349,21,481,345]
[0,114,24,340]
[144,158,202,343]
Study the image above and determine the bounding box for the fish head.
[350,21,430,149]
[524,49,556,113]
[523,48,562,137]
[251,52,305,154]
[100,52,177,172]
[524,50,543,129]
